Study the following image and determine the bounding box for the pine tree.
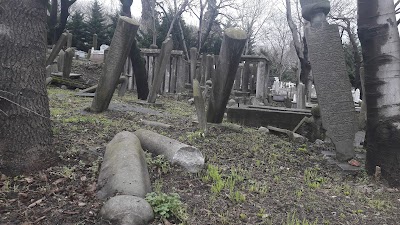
[86,0,108,47]
[105,11,120,45]
[66,11,88,51]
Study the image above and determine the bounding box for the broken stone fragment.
[100,195,154,225]
[258,126,270,133]
[134,129,205,173]
[97,131,151,199]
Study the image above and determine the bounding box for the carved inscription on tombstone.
[306,24,356,161]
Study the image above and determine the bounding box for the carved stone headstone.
[301,0,356,161]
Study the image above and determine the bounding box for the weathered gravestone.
[147,37,173,103]
[301,0,356,161]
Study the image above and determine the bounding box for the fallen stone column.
[97,131,151,200]
[100,195,154,225]
[134,129,205,173]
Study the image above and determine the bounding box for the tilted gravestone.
[301,0,356,161]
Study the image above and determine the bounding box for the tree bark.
[140,0,152,34]
[0,0,56,175]
[91,17,139,112]
[130,40,149,100]
[207,28,247,123]
[358,0,400,186]
[49,0,58,43]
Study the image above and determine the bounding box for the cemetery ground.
[2,78,400,224]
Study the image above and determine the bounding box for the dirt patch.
[1,83,400,224]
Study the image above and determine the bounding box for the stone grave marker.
[301,0,356,161]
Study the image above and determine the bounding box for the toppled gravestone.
[300,0,356,161]
[97,131,151,199]
[100,195,154,225]
[134,129,205,173]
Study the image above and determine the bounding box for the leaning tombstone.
[62,48,74,78]
[57,50,65,72]
[206,28,247,123]
[147,38,173,103]
[300,0,356,161]
[93,33,98,50]
[66,32,73,48]
[46,32,67,66]
[90,17,139,113]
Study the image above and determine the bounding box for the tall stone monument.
[300,0,356,161]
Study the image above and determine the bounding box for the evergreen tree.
[86,0,108,47]
[66,10,89,51]
[105,11,120,45]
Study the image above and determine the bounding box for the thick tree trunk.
[49,0,58,44]
[358,0,400,186]
[121,0,150,100]
[54,0,76,44]
[130,41,149,100]
[91,17,139,112]
[207,28,247,123]
[0,0,56,175]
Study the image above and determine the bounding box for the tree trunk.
[121,0,150,100]
[358,0,400,186]
[286,0,311,89]
[207,28,247,123]
[49,0,58,44]
[55,0,76,44]
[141,0,153,34]
[130,41,149,100]
[0,0,56,175]
[91,17,139,112]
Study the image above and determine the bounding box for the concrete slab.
[227,106,311,130]
[51,72,82,79]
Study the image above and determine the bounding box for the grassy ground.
[1,86,400,225]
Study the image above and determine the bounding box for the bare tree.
[235,0,275,54]
[328,0,361,89]
[189,0,236,52]
[48,0,77,44]
[285,0,311,87]
[260,12,293,80]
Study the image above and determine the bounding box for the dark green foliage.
[86,0,108,47]
[66,11,88,51]
[105,11,120,45]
